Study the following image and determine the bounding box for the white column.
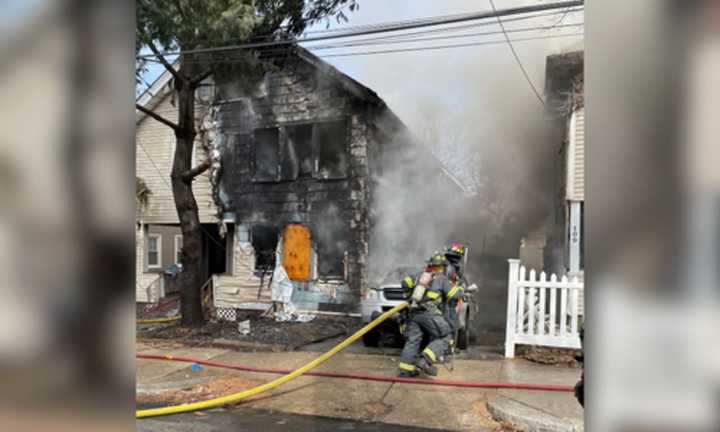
[505,259,521,358]
[568,201,582,273]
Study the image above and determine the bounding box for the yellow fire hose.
[136,301,408,418]
[137,316,181,324]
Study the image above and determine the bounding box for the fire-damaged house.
[136,46,456,314]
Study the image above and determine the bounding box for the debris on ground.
[237,320,251,335]
[139,315,362,350]
[517,345,582,368]
[472,400,521,432]
[493,420,523,432]
[364,401,393,420]
[472,400,503,430]
[136,376,260,406]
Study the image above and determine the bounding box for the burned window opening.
[279,128,298,181]
[251,225,279,275]
[253,128,279,182]
[286,124,314,178]
[315,120,348,180]
[312,203,349,278]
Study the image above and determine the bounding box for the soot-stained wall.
[214,52,391,297]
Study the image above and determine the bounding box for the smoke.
[331,1,584,288]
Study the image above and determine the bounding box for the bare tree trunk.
[173,57,204,327]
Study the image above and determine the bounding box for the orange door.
[282,224,312,281]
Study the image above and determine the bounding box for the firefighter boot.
[398,369,419,378]
[415,354,438,377]
[397,362,419,377]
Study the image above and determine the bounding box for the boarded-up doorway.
[283,224,311,281]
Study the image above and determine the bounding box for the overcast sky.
[305,0,583,133]
[136,1,583,113]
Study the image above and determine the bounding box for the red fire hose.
[137,353,573,392]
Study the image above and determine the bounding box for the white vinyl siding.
[566,107,585,201]
[135,92,217,224]
[136,224,161,302]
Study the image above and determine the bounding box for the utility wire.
[141,31,584,68]
[488,0,546,107]
[318,33,583,58]
[136,1,583,60]
[304,23,583,51]
[160,27,584,66]
[308,10,584,45]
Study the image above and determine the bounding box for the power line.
[136,1,583,60]
[488,0,546,106]
[309,9,584,45]
[157,29,584,66]
[318,33,583,58]
[304,23,583,51]
[138,32,584,72]
[162,7,582,49]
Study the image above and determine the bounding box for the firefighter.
[397,252,456,377]
[397,271,420,338]
[574,322,585,407]
[443,243,468,335]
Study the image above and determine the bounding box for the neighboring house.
[518,50,584,280]
[136,45,455,312]
[545,50,585,280]
[135,61,221,302]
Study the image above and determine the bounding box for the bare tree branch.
[190,68,214,87]
[146,41,182,82]
[136,103,179,130]
[182,158,211,181]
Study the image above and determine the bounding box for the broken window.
[253,120,348,182]
[286,124,314,178]
[312,203,349,277]
[315,120,348,179]
[253,128,279,181]
[279,128,299,181]
[251,225,279,275]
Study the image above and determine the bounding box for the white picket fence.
[505,259,584,358]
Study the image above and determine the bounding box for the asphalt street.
[137,407,449,432]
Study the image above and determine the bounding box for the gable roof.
[136,44,403,127]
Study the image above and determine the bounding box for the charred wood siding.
[216,58,374,296]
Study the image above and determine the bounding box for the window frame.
[250,118,350,184]
[313,119,349,180]
[146,233,162,270]
[174,234,183,266]
[283,123,315,180]
[252,127,281,182]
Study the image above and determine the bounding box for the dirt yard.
[138,314,363,351]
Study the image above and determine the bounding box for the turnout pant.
[398,311,453,372]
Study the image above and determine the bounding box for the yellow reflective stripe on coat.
[398,362,416,371]
[425,290,440,300]
[422,347,437,362]
[403,276,415,287]
[447,285,463,299]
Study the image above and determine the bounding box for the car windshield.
[380,267,422,286]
